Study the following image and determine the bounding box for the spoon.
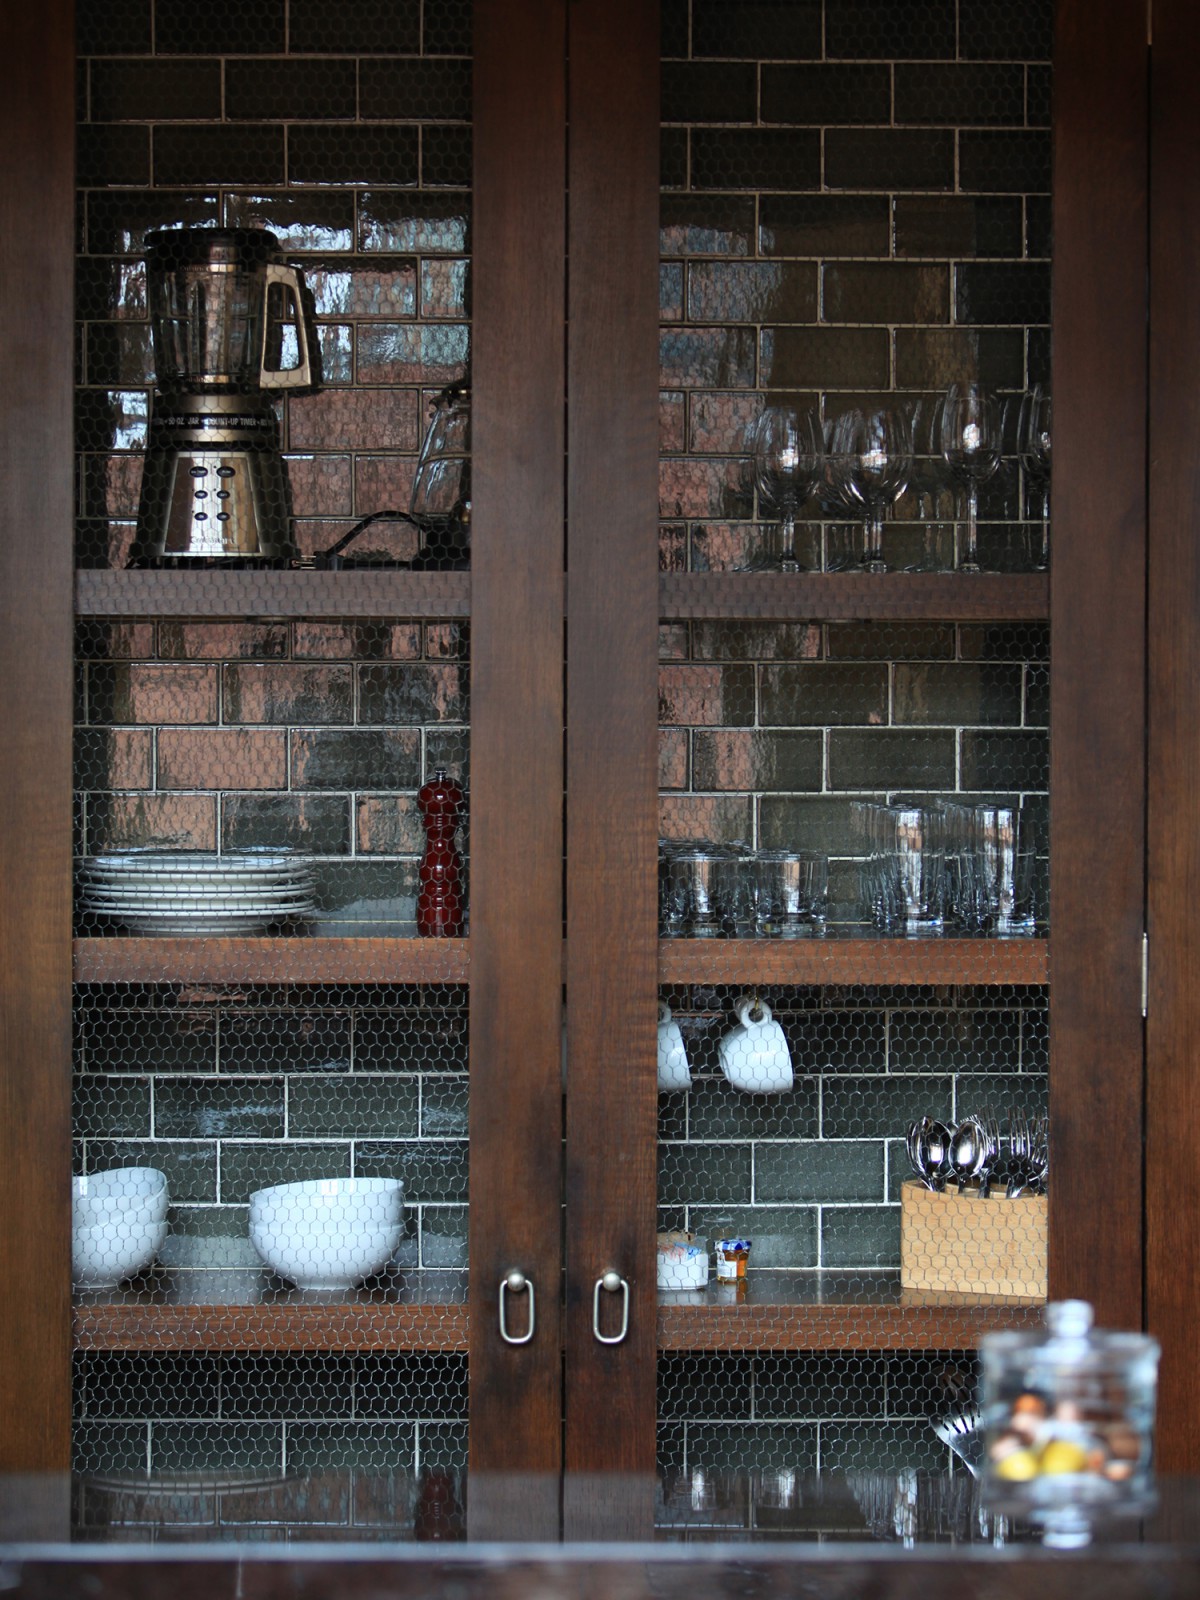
[918,1118,952,1191]
[949,1117,986,1192]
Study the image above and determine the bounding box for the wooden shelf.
[73,1269,469,1351]
[659,936,1048,987]
[656,1271,1042,1350]
[658,571,1049,621]
[74,569,471,619]
[73,937,469,985]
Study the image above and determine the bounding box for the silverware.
[907,1116,952,1191]
[949,1115,988,1193]
[1006,1111,1049,1197]
[931,1402,984,1478]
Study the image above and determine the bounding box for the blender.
[131,228,317,566]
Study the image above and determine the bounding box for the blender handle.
[259,262,313,390]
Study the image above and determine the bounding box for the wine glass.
[751,405,823,572]
[939,381,1001,573]
[1018,384,1052,571]
[828,405,913,574]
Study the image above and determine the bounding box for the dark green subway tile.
[222,662,353,723]
[691,622,822,662]
[86,189,220,255]
[154,126,285,187]
[221,787,348,852]
[957,622,1049,662]
[659,663,755,726]
[355,1141,467,1202]
[760,663,887,727]
[826,0,956,59]
[659,1142,752,1208]
[1027,66,1052,129]
[821,1418,947,1474]
[691,130,821,192]
[1025,664,1049,727]
[1022,1008,1049,1072]
[77,0,150,53]
[759,797,865,858]
[828,622,956,661]
[662,62,757,123]
[287,1076,419,1138]
[796,1010,888,1073]
[825,130,955,192]
[355,1353,468,1418]
[660,128,688,190]
[152,1423,283,1475]
[894,196,1025,260]
[73,1423,149,1477]
[956,262,1050,328]
[289,127,419,187]
[1028,326,1051,386]
[84,1140,217,1203]
[959,1073,1048,1121]
[220,1010,352,1075]
[895,63,1026,127]
[759,195,890,258]
[684,1077,820,1142]
[888,1350,980,1416]
[893,663,1024,727]
[84,323,154,386]
[761,327,889,390]
[289,0,419,52]
[155,1079,284,1141]
[285,1422,413,1472]
[689,1207,819,1271]
[683,1422,819,1474]
[960,728,1048,790]
[890,1009,1022,1072]
[687,263,817,325]
[960,130,1052,195]
[823,263,950,326]
[353,1012,468,1075]
[761,64,890,125]
[76,1008,217,1075]
[76,1352,221,1419]
[758,1352,889,1419]
[218,1142,350,1205]
[226,59,357,121]
[77,126,150,187]
[822,1075,953,1140]
[359,60,472,121]
[661,194,755,257]
[420,1207,469,1268]
[894,329,1025,391]
[225,191,356,252]
[422,1080,469,1138]
[291,728,421,790]
[90,60,222,122]
[756,1140,885,1204]
[360,191,470,254]
[73,1076,151,1139]
[661,0,689,56]
[660,328,757,389]
[658,1355,754,1420]
[828,729,955,790]
[358,663,469,723]
[220,1354,355,1419]
[692,0,821,58]
[820,1204,899,1269]
[692,729,823,792]
[422,126,473,189]
[156,0,282,50]
[1027,196,1052,260]
[960,0,1054,61]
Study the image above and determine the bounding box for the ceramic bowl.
[72,1214,168,1288]
[248,1177,405,1291]
[72,1166,169,1229]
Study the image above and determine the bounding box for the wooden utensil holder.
[900,1180,1047,1299]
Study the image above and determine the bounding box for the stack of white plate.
[79,849,316,935]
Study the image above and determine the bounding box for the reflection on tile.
[224,191,355,252]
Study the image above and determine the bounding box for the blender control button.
[216,513,230,522]
[216,466,235,478]
[216,490,231,500]
[194,512,209,522]
[195,489,208,499]
[190,466,209,478]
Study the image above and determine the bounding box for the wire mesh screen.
[655,0,1052,1489]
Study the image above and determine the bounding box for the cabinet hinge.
[1141,932,1149,1019]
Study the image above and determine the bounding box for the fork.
[931,1402,985,1478]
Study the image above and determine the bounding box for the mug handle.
[658,1000,671,1025]
[735,994,770,1030]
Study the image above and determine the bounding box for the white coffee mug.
[657,1001,692,1091]
[719,995,793,1093]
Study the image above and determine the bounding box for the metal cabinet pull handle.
[498,1269,535,1345]
[592,1270,630,1345]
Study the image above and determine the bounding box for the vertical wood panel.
[0,0,76,1471]
[1049,0,1147,1331]
[1147,0,1200,1472]
[468,0,565,1521]
[564,0,661,1522]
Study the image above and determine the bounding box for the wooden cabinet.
[3,0,1192,1521]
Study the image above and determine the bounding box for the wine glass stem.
[1040,491,1050,568]
[963,483,980,570]
[868,511,884,568]
[779,507,798,570]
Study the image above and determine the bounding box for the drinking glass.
[1018,384,1052,571]
[940,382,1001,573]
[752,405,823,572]
[828,405,913,573]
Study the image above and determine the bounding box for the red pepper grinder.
[417,766,465,937]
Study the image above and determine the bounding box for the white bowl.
[73,1167,169,1229]
[248,1177,405,1290]
[73,1215,168,1288]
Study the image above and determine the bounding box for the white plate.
[84,885,314,904]
[99,911,312,935]
[86,851,300,874]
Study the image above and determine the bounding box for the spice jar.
[980,1299,1159,1545]
[714,1237,752,1282]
